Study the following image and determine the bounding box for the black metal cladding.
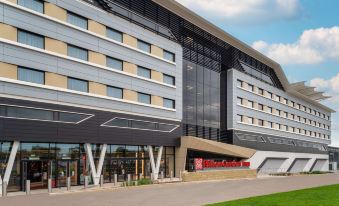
[91,0,285,142]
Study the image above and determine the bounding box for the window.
[258,88,264,95]
[18,30,44,49]
[163,50,175,62]
[68,45,88,61]
[163,74,175,86]
[297,128,301,134]
[275,95,281,102]
[163,98,175,109]
[18,0,44,13]
[291,114,295,120]
[106,27,123,42]
[258,119,264,126]
[237,97,243,105]
[276,109,281,116]
[258,104,264,111]
[137,67,151,79]
[291,101,295,107]
[283,125,288,131]
[137,40,151,53]
[248,101,254,108]
[138,93,151,104]
[18,67,44,84]
[107,86,123,99]
[282,111,287,118]
[267,92,273,99]
[268,107,273,113]
[237,80,243,88]
[248,117,254,124]
[67,12,88,29]
[237,115,243,122]
[67,77,88,92]
[297,104,301,109]
[106,57,123,71]
[248,84,254,92]
[268,121,273,128]
[283,98,288,104]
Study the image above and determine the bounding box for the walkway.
[1,173,339,206]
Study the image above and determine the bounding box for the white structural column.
[148,146,163,180]
[84,143,107,185]
[0,141,19,196]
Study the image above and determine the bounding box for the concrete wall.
[182,169,257,182]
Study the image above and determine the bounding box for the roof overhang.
[180,136,256,159]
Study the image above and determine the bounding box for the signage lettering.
[194,158,250,170]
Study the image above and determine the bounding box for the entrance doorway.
[22,160,49,190]
[56,160,78,187]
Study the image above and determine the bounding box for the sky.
[176,0,339,147]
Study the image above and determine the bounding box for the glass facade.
[68,78,88,93]
[67,12,88,29]
[18,67,45,84]
[183,60,220,141]
[18,30,44,49]
[18,0,44,13]
[1,142,174,191]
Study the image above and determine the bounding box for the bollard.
[114,174,117,186]
[67,177,71,191]
[179,170,182,180]
[84,176,88,189]
[48,178,52,193]
[100,175,104,187]
[161,171,164,180]
[170,171,173,181]
[26,180,31,195]
[2,181,7,197]
[127,174,131,185]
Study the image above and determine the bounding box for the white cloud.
[252,27,339,65]
[176,0,302,24]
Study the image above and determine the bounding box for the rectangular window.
[258,104,264,111]
[237,115,243,122]
[248,84,254,92]
[248,117,254,124]
[268,121,273,128]
[107,86,123,99]
[137,40,151,53]
[163,74,175,86]
[68,77,88,92]
[268,107,273,113]
[106,57,123,71]
[267,92,273,99]
[106,27,123,42]
[163,98,175,109]
[138,93,151,104]
[18,0,44,13]
[237,97,243,105]
[18,67,44,84]
[237,80,243,88]
[18,30,44,49]
[163,50,175,62]
[248,101,254,108]
[258,119,264,126]
[258,88,264,95]
[137,66,151,79]
[68,45,88,61]
[275,95,281,102]
[67,12,88,29]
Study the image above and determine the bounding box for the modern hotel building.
[0,0,334,192]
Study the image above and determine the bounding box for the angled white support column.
[0,141,19,196]
[148,146,163,181]
[84,143,107,185]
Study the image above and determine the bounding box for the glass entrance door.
[22,160,49,190]
[56,160,78,187]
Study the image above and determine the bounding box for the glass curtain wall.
[183,60,221,141]
[1,142,174,191]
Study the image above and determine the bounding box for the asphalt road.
[1,173,339,206]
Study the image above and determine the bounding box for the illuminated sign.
[194,158,250,170]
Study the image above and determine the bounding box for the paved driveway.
[1,173,339,206]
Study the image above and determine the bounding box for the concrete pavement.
[1,173,339,206]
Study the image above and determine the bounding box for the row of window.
[237,79,331,121]
[16,0,176,62]
[237,97,331,131]
[16,66,175,109]
[17,30,175,86]
[237,115,330,140]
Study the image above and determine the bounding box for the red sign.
[195,158,250,170]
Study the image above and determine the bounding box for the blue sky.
[177,0,339,146]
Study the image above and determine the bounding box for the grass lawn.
[207,184,339,206]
